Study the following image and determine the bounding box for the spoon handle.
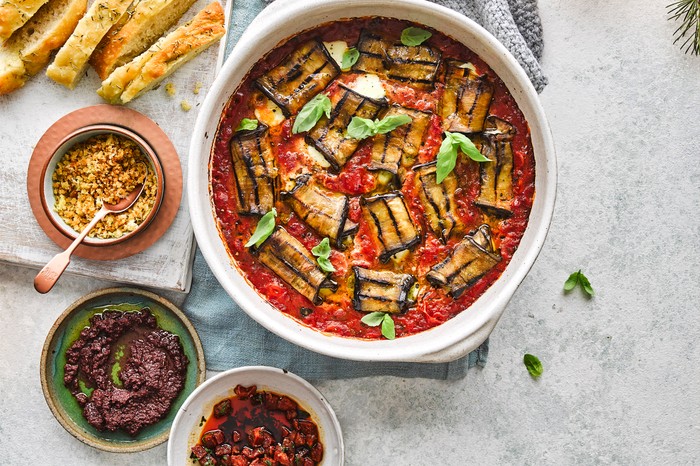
[33,208,109,294]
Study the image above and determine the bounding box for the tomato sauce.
[209,17,535,339]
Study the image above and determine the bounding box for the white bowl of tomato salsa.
[189,0,556,362]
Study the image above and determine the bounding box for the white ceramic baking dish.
[189,0,556,363]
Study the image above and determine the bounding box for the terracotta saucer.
[27,104,183,260]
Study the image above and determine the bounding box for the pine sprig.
[668,0,700,55]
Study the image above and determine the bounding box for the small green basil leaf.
[523,353,543,378]
[292,94,331,134]
[563,270,580,291]
[374,114,412,134]
[435,137,458,183]
[341,47,360,70]
[400,27,432,46]
[311,238,336,272]
[381,314,396,340]
[448,131,490,162]
[579,272,594,296]
[236,118,258,132]
[347,116,377,139]
[245,208,277,247]
[361,312,386,327]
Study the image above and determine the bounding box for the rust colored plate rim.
[27,104,183,261]
[39,124,166,246]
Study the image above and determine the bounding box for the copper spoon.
[34,183,145,294]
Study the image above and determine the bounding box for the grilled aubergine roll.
[229,124,278,215]
[369,105,431,180]
[352,266,416,314]
[474,116,516,217]
[439,59,494,133]
[254,227,337,305]
[426,224,501,298]
[255,40,340,116]
[352,30,441,87]
[413,161,462,242]
[307,84,386,172]
[281,174,358,247]
[361,191,421,263]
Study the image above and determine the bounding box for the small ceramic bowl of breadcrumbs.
[41,125,165,246]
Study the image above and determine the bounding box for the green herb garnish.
[361,312,396,340]
[341,47,360,70]
[668,0,700,55]
[311,237,335,272]
[400,27,432,46]
[347,114,412,140]
[236,118,258,132]
[79,380,94,397]
[245,208,277,247]
[523,353,543,378]
[292,94,332,134]
[436,131,490,183]
[564,269,594,296]
[110,344,125,387]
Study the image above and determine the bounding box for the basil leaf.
[435,137,458,183]
[579,272,594,296]
[381,314,396,340]
[245,208,277,247]
[400,27,432,46]
[448,132,491,162]
[292,94,331,134]
[236,118,258,132]
[347,117,376,140]
[563,270,580,291]
[374,114,412,134]
[361,312,385,327]
[311,237,335,272]
[523,353,543,378]
[341,47,360,70]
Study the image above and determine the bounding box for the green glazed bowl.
[40,287,206,453]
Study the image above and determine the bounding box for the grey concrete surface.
[0,0,698,464]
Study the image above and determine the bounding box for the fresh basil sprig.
[400,27,432,46]
[564,269,594,296]
[360,312,396,340]
[523,353,543,378]
[435,131,490,183]
[347,114,412,140]
[341,47,360,70]
[292,94,332,134]
[311,237,335,272]
[245,208,277,247]
[236,118,258,132]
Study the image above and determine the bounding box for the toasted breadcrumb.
[193,81,202,94]
[180,99,191,111]
[165,81,176,96]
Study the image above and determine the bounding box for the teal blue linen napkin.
[183,0,545,379]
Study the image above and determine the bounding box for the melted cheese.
[323,41,348,68]
[306,144,331,169]
[347,73,386,99]
[254,97,285,127]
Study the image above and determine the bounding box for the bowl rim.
[40,124,165,246]
[166,365,345,466]
[39,286,206,453]
[189,0,557,362]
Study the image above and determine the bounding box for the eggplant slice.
[255,40,340,117]
[229,124,278,215]
[369,106,431,180]
[255,227,337,305]
[353,30,441,87]
[281,174,357,247]
[413,161,462,242]
[426,224,501,298]
[352,266,416,314]
[439,59,494,133]
[307,84,386,172]
[474,116,516,217]
[362,191,421,263]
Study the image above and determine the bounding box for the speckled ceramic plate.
[40,287,206,453]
